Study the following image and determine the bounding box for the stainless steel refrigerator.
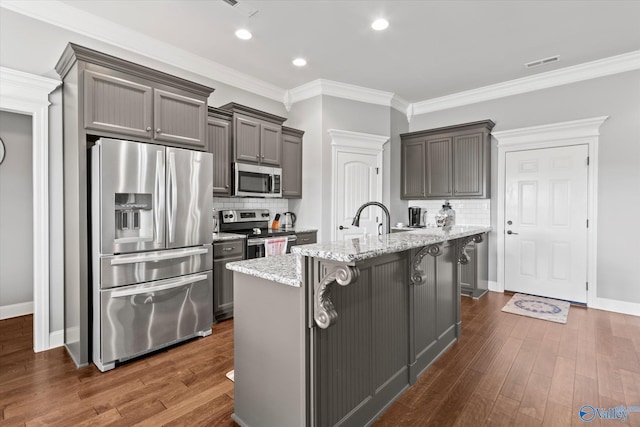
[91,138,213,371]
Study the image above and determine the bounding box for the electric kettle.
[281,212,297,229]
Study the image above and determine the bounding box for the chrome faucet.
[351,201,391,235]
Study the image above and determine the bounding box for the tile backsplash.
[212,197,289,219]
[406,199,491,226]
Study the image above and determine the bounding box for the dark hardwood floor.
[1,292,639,426]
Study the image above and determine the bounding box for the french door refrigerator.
[91,138,213,371]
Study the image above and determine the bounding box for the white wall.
[0,111,33,318]
[410,70,640,305]
[286,97,324,238]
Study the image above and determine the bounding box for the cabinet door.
[401,138,426,198]
[208,117,231,195]
[453,131,487,197]
[153,89,206,148]
[260,123,282,166]
[84,70,153,139]
[459,243,477,294]
[282,133,302,198]
[426,137,453,198]
[295,231,316,245]
[234,115,261,164]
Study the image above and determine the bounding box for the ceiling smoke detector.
[525,55,560,69]
[222,0,258,18]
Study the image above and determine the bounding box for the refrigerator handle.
[155,150,164,244]
[168,151,177,243]
[110,274,208,298]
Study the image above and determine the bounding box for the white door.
[334,151,381,240]
[504,145,588,303]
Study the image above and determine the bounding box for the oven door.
[99,271,213,365]
[247,235,297,258]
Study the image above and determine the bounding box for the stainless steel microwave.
[233,162,282,198]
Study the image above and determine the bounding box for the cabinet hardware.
[146,126,152,131]
[223,247,233,251]
[156,128,161,133]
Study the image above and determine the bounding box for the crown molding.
[412,50,640,116]
[285,79,410,116]
[492,116,609,147]
[1,0,285,102]
[328,129,389,152]
[0,67,61,104]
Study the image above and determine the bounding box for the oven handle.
[110,247,208,265]
[247,238,265,246]
[110,274,208,298]
[248,235,296,246]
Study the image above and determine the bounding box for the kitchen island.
[226,226,490,427]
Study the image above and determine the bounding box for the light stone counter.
[291,225,491,263]
[212,232,246,242]
[226,254,301,287]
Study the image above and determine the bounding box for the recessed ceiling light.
[235,29,252,40]
[292,58,307,67]
[371,18,389,31]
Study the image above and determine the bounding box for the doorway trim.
[493,116,607,308]
[328,129,389,241]
[0,67,60,352]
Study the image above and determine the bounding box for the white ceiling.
[5,0,640,104]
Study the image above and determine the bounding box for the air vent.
[525,55,560,69]
[221,0,258,17]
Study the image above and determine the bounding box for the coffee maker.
[408,206,425,228]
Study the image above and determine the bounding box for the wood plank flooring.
[1,292,639,426]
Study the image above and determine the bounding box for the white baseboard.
[0,301,34,320]
[590,297,640,317]
[49,329,64,349]
[488,281,501,293]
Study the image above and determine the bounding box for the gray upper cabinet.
[426,136,453,197]
[220,103,287,167]
[83,70,153,140]
[260,122,282,166]
[207,107,233,196]
[234,115,261,163]
[77,45,211,150]
[400,120,495,199]
[281,126,304,198]
[401,138,426,198]
[153,89,206,148]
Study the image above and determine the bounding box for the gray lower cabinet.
[459,234,489,299]
[213,239,245,321]
[281,126,304,198]
[291,231,316,248]
[207,108,233,195]
[220,103,287,167]
[400,120,495,199]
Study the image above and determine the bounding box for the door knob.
[506,230,518,235]
[338,225,350,230]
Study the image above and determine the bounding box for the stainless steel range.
[218,209,296,258]
[91,138,213,372]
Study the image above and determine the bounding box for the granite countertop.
[212,232,246,242]
[291,225,491,263]
[227,226,490,287]
[292,227,318,234]
[226,254,301,287]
